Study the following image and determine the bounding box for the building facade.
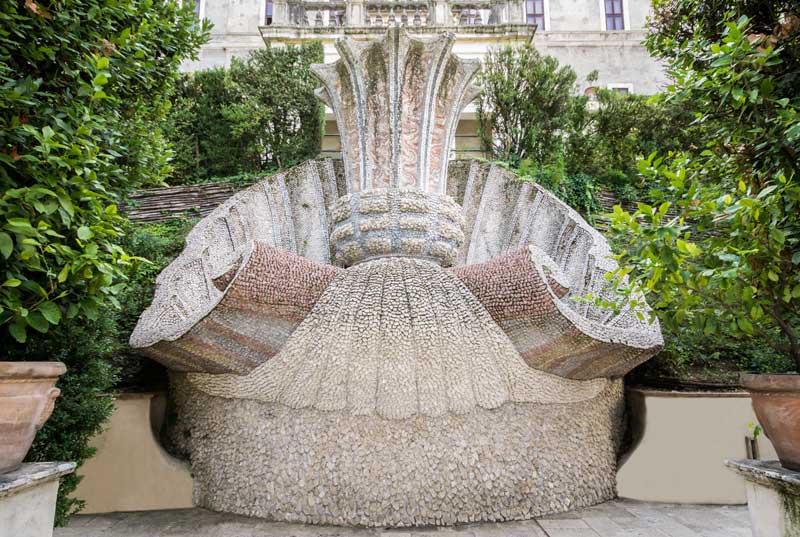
[183,0,667,156]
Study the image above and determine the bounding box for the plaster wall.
[618,389,778,504]
[548,0,603,31]
[533,31,667,93]
[73,393,193,514]
[0,479,58,537]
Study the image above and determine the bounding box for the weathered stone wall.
[169,374,625,526]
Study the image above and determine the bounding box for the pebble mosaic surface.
[171,375,625,527]
[140,243,341,373]
[453,247,661,379]
[189,257,607,418]
[331,189,466,267]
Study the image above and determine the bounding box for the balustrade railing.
[288,1,347,26]
[365,2,429,27]
[450,1,492,25]
[273,0,523,28]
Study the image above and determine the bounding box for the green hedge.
[164,43,325,185]
[1,0,206,524]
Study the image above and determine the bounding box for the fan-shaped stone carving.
[131,28,663,527]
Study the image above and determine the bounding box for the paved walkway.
[56,500,750,537]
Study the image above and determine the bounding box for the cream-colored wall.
[74,393,193,514]
[618,389,777,504]
[454,118,484,159]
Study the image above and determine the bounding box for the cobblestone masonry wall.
[170,374,625,527]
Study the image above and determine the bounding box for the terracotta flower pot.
[741,373,800,472]
[0,361,66,474]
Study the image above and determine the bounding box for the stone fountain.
[131,28,663,526]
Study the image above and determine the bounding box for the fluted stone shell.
[129,159,341,352]
[311,28,479,194]
[130,159,662,380]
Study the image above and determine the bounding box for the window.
[525,0,545,29]
[264,0,273,25]
[604,0,624,30]
[607,83,633,94]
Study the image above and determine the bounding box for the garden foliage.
[0,0,207,523]
[608,7,800,371]
[163,43,324,185]
[476,44,703,214]
[476,44,585,167]
[0,0,208,345]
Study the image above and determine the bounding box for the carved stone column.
[507,0,525,24]
[429,0,453,25]
[311,28,480,194]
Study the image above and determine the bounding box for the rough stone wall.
[170,374,625,527]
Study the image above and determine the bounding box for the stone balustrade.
[268,0,528,28]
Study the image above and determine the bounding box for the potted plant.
[0,361,65,474]
[740,373,800,471]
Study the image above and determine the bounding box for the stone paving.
[55,500,751,537]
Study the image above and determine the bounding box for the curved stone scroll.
[311,27,479,194]
[129,159,342,373]
[449,161,664,379]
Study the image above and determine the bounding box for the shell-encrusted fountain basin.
[131,28,662,526]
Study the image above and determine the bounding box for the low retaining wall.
[618,387,777,504]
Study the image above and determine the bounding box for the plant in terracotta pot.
[606,7,800,470]
[0,361,66,474]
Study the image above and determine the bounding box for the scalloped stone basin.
[0,361,65,474]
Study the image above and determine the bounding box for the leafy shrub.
[476,44,589,167]
[6,217,194,526]
[0,0,208,345]
[1,0,206,524]
[608,11,800,372]
[568,89,703,202]
[631,327,793,387]
[476,44,705,209]
[164,43,325,185]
